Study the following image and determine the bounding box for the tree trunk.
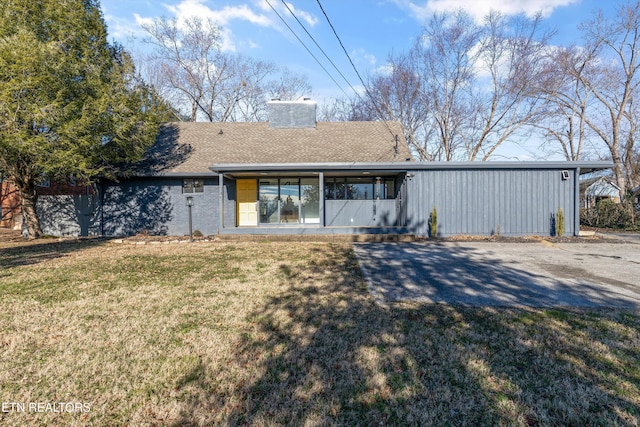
[16,179,43,239]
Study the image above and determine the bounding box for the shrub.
[556,207,565,237]
[580,198,635,229]
[428,206,438,238]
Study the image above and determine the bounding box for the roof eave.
[209,161,614,174]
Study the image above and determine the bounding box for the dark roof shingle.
[139,121,413,175]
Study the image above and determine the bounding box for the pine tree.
[0,0,167,237]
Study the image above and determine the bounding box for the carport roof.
[210,161,613,175]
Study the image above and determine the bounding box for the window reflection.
[259,179,279,223]
[258,178,320,224]
[324,177,396,200]
[301,178,320,224]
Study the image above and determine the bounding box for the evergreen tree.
[0,0,168,237]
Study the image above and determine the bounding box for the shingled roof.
[137,121,413,175]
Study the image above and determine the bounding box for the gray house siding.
[38,177,225,237]
[101,177,221,236]
[223,178,236,229]
[407,168,576,237]
[38,194,101,237]
[37,164,608,238]
[325,199,399,227]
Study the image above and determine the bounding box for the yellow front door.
[237,179,257,226]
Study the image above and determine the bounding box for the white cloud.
[133,0,277,52]
[255,0,318,27]
[133,13,154,30]
[285,2,318,27]
[374,63,394,76]
[131,0,319,53]
[393,0,579,21]
[105,13,147,40]
[350,48,377,67]
[165,1,272,27]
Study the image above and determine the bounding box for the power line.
[264,0,350,99]
[315,0,370,95]
[278,0,358,97]
[315,0,401,142]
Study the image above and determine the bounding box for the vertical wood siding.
[407,169,575,237]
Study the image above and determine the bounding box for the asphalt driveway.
[353,240,640,308]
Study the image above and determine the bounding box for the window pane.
[301,178,319,223]
[183,179,193,193]
[384,178,395,199]
[346,178,373,200]
[280,179,300,223]
[193,179,204,193]
[335,180,346,200]
[259,179,279,224]
[324,179,335,200]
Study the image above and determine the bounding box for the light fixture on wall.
[561,170,570,180]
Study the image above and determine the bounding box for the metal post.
[319,171,324,227]
[218,173,224,233]
[574,168,580,236]
[186,196,194,242]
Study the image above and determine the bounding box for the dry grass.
[0,237,639,426]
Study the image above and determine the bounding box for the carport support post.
[218,173,224,233]
[319,171,325,227]
[574,167,580,236]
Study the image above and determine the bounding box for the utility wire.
[315,0,401,144]
[278,0,358,97]
[264,0,350,99]
[315,0,370,96]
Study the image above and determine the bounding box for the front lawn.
[0,238,638,426]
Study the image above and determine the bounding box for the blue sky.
[100,0,608,100]
[100,0,612,159]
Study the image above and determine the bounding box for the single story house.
[37,100,611,238]
[580,176,621,208]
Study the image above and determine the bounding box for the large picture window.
[324,177,396,200]
[258,178,320,224]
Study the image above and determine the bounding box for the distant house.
[36,99,612,238]
[580,176,621,208]
[0,177,21,230]
[632,185,640,205]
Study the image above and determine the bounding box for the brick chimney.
[268,99,316,129]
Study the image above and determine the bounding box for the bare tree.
[534,46,596,160]
[357,10,552,161]
[357,55,433,159]
[465,12,553,160]
[412,11,480,160]
[317,97,370,122]
[140,16,311,122]
[572,1,640,197]
[267,69,313,104]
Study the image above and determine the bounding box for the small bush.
[556,208,565,237]
[428,206,438,238]
[192,229,204,238]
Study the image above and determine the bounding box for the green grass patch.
[0,239,638,426]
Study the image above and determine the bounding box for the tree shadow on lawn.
[0,238,107,273]
[173,244,640,426]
